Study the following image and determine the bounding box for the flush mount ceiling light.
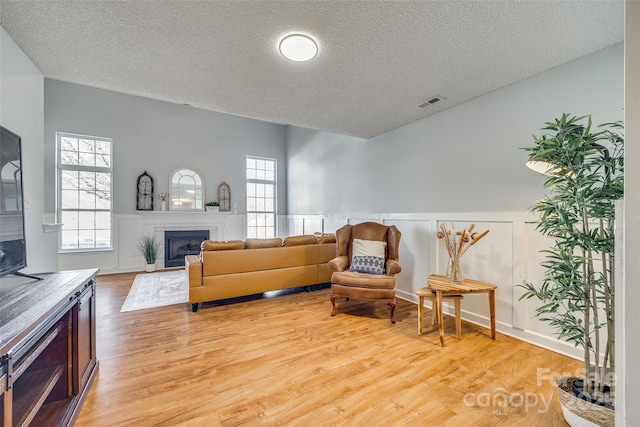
[279,34,318,62]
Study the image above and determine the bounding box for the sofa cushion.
[201,240,245,251]
[202,245,319,276]
[245,238,282,249]
[283,235,317,246]
[315,233,337,244]
[350,239,386,275]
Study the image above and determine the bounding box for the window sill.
[59,248,114,255]
[136,210,231,215]
[42,223,63,233]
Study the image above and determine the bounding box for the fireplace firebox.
[164,230,209,268]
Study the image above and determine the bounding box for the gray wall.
[1,27,57,274]
[286,43,624,216]
[44,80,288,217]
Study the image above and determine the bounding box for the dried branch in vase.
[436,223,490,283]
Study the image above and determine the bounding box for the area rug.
[121,270,188,312]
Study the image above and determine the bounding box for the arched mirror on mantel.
[170,168,204,211]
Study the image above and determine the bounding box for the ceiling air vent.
[418,96,445,108]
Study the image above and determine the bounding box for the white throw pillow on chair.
[350,239,387,275]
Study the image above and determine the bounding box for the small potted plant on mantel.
[519,113,623,427]
[205,201,219,212]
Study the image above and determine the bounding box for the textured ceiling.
[0,0,624,139]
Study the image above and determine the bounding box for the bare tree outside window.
[57,133,112,251]
[246,156,276,238]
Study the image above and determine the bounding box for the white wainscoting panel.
[57,207,589,360]
[59,212,245,274]
[288,212,584,361]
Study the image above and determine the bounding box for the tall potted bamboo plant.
[520,113,623,426]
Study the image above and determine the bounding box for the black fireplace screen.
[164,230,209,268]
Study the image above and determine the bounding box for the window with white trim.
[246,156,276,238]
[57,132,112,251]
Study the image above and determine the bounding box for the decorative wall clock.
[136,171,154,210]
[217,181,231,212]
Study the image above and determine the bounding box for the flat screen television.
[0,125,28,277]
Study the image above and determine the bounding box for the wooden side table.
[416,287,463,339]
[427,274,498,346]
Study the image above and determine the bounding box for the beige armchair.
[328,222,402,323]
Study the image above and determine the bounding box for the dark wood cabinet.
[73,283,96,395]
[0,269,98,427]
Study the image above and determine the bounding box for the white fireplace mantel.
[136,210,231,218]
[136,211,232,269]
[137,211,229,226]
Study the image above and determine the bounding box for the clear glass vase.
[447,258,463,284]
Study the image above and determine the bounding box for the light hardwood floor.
[76,272,580,426]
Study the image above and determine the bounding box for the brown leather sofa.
[186,234,336,312]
